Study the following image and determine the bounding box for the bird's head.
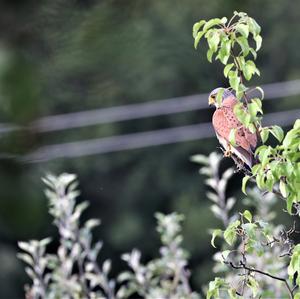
[208,87,233,108]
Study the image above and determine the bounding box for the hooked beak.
[208,96,215,107]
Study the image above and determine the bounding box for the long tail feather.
[232,146,254,168]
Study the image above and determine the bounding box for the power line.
[1,79,300,135]
[22,109,300,163]
[0,123,21,134]
[30,79,300,132]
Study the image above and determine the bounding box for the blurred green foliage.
[0,0,299,297]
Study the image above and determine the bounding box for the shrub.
[18,173,199,299]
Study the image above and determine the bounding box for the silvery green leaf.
[85,262,94,272]
[205,178,217,189]
[59,173,77,187]
[25,266,36,279]
[210,205,223,220]
[206,191,219,203]
[70,243,81,259]
[127,249,141,269]
[190,154,209,165]
[221,168,234,181]
[117,271,133,282]
[59,226,73,240]
[199,167,212,176]
[85,219,101,230]
[39,237,52,247]
[103,260,111,274]
[58,245,67,260]
[18,241,35,254]
[89,241,103,261]
[226,197,236,211]
[17,253,34,266]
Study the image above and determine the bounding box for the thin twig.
[227,261,294,299]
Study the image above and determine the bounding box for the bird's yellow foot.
[224,145,232,157]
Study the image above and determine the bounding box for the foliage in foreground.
[18,173,199,299]
[192,153,294,298]
[193,11,300,298]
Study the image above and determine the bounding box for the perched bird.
[208,88,257,168]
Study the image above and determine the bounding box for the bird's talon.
[224,149,232,157]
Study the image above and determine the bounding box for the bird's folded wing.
[212,108,256,152]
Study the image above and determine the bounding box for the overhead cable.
[22,109,300,163]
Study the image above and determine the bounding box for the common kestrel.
[208,88,257,168]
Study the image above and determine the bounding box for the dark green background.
[0,1,299,298]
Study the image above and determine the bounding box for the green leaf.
[207,278,226,299]
[228,71,240,91]
[211,229,222,248]
[254,34,262,51]
[294,119,300,129]
[224,220,240,245]
[260,127,269,143]
[265,171,275,192]
[224,63,234,78]
[288,244,300,279]
[247,277,259,297]
[236,23,249,38]
[260,146,271,167]
[242,60,259,81]
[224,228,236,246]
[248,18,261,36]
[218,39,231,64]
[203,18,223,32]
[251,163,261,175]
[194,31,205,49]
[251,98,263,113]
[233,102,247,124]
[279,180,288,198]
[207,31,220,52]
[221,17,228,24]
[248,103,259,118]
[256,173,265,189]
[193,20,206,38]
[243,210,252,222]
[207,49,214,62]
[283,129,296,148]
[249,48,257,59]
[286,194,294,214]
[236,36,249,56]
[242,175,250,194]
[294,293,300,299]
[269,125,284,142]
[229,128,237,146]
[228,289,239,299]
[216,88,224,106]
[248,123,256,133]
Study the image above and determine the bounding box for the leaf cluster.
[18,174,198,299]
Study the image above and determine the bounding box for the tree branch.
[227,260,294,299]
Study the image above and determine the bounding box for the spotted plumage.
[208,88,257,167]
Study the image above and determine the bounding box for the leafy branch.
[193,151,298,298]
[227,260,294,299]
[193,11,300,215]
[18,174,199,299]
